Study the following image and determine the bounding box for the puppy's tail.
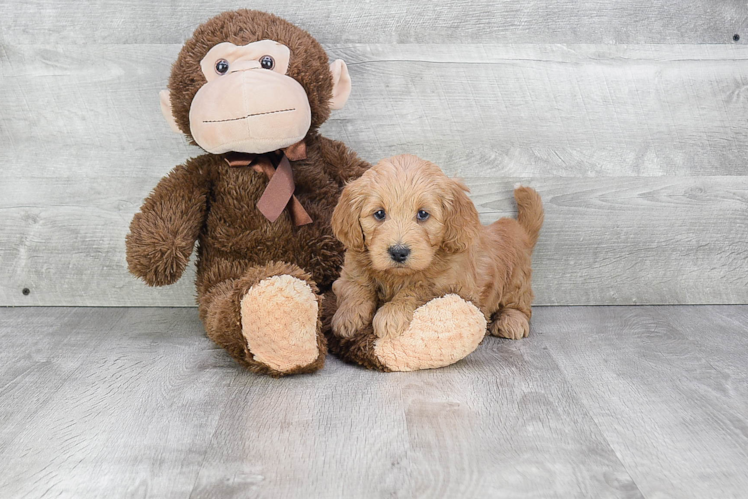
[514,185,544,249]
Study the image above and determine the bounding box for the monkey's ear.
[159,90,182,133]
[329,60,352,110]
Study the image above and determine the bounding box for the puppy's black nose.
[388,245,410,263]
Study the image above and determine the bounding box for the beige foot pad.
[240,275,319,372]
[373,294,487,372]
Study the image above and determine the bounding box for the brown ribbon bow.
[224,141,312,226]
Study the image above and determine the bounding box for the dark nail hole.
[22,288,30,296]
[734,34,741,42]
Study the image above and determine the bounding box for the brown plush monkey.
[127,10,368,376]
[128,10,486,375]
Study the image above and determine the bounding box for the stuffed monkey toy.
[127,10,485,375]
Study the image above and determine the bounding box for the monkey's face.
[160,11,352,156]
[188,40,311,154]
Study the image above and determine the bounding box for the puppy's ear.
[332,178,367,251]
[442,179,481,253]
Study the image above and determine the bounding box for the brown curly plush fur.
[126,11,369,375]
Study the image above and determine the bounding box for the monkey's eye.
[260,55,275,70]
[373,210,386,221]
[215,59,230,75]
[417,210,430,221]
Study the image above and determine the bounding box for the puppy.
[331,154,544,340]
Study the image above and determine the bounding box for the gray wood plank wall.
[1,1,746,306]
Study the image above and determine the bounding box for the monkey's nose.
[388,245,411,263]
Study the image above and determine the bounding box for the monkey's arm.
[126,156,212,286]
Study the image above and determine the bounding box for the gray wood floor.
[1,306,747,498]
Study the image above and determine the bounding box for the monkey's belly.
[198,221,343,293]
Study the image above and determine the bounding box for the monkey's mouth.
[203,108,296,124]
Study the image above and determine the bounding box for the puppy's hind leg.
[488,308,530,340]
[487,239,535,340]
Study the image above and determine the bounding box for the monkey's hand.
[125,210,199,287]
[125,160,210,287]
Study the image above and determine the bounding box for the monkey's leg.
[323,293,486,372]
[200,262,325,376]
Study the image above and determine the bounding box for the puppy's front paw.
[373,304,413,338]
[332,305,372,338]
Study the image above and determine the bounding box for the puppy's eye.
[260,55,275,70]
[417,210,430,221]
[373,209,386,221]
[215,59,230,75]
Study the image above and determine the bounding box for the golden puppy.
[331,154,544,341]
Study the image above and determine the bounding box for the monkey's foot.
[373,294,486,372]
[240,275,320,373]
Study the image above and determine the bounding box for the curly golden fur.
[330,154,544,340]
